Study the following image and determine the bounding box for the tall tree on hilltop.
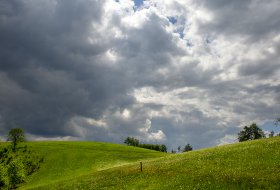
[8,128,25,151]
[238,123,265,142]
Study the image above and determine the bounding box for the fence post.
[140,162,142,172]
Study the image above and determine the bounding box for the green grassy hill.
[20,137,280,189]
[18,141,166,189]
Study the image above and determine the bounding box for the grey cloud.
[0,0,133,138]
[205,80,280,122]
[239,60,279,78]
[0,0,279,150]
[238,43,280,78]
[196,0,280,42]
[150,113,239,149]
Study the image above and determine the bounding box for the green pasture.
[16,137,280,189]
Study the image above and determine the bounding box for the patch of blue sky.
[168,16,177,24]
[174,27,185,39]
[179,32,184,39]
[261,120,280,134]
[134,0,144,7]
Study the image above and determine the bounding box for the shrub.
[0,164,9,189]
[0,146,43,189]
[7,159,26,189]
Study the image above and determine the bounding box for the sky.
[0,0,280,150]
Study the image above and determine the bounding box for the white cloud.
[122,109,131,119]
[86,118,107,128]
[27,134,79,142]
[139,119,166,141]
[218,134,237,146]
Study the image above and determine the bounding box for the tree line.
[177,144,193,153]
[124,137,167,152]
[238,120,280,142]
[124,136,193,153]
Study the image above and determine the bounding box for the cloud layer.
[0,0,280,149]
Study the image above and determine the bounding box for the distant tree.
[154,145,160,151]
[124,137,167,153]
[274,117,280,127]
[160,144,167,153]
[177,146,181,153]
[171,149,176,153]
[124,137,139,147]
[183,144,193,152]
[269,131,275,138]
[8,128,25,151]
[238,123,265,142]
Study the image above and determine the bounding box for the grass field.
[17,141,166,189]
[18,137,280,189]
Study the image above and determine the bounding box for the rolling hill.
[19,137,280,189]
[18,141,166,189]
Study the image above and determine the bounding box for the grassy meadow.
[17,141,166,189]
[15,137,280,189]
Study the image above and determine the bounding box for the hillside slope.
[26,137,280,190]
[18,141,166,189]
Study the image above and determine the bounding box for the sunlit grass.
[22,137,280,190]
[17,141,166,189]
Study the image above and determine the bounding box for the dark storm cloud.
[0,0,133,137]
[1,0,280,149]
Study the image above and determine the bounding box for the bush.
[0,164,9,189]
[7,159,26,189]
[23,155,41,175]
[0,146,43,189]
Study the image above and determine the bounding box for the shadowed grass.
[24,137,280,190]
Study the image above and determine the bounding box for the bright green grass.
[17,141,166,189]
[26,137,280,190]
